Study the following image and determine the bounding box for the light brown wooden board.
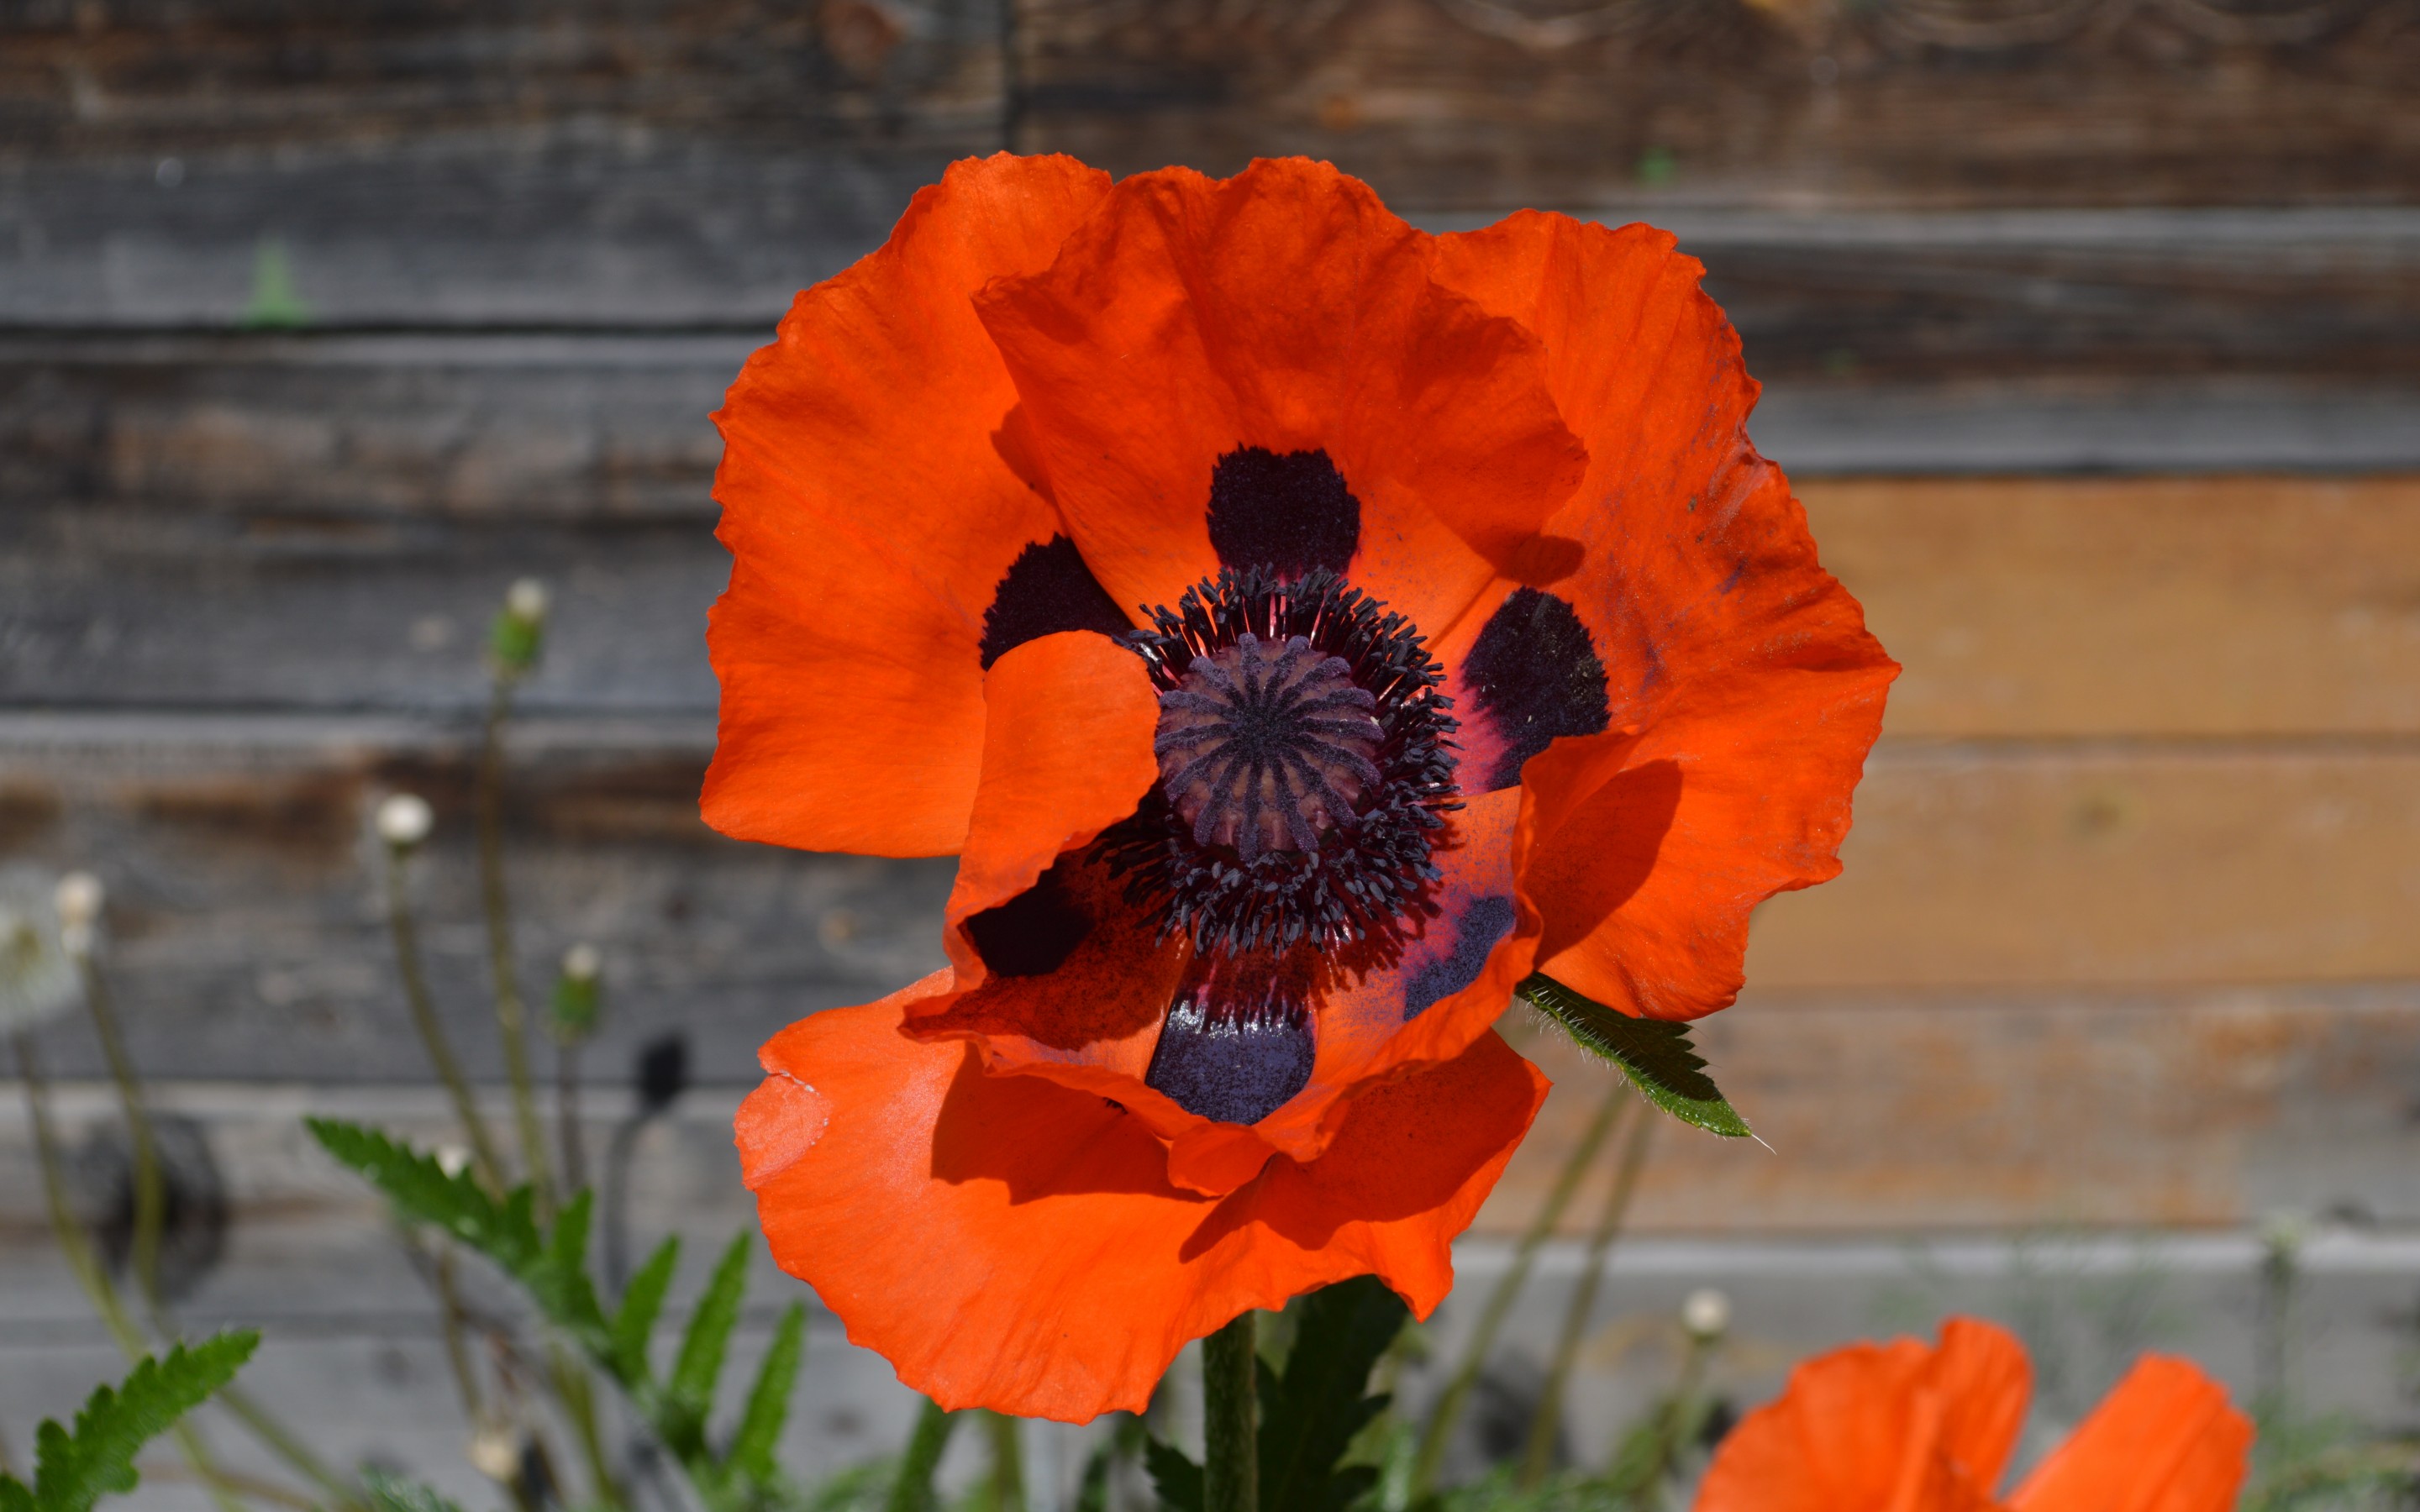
[1806,476,2420,738]
[1014,0,2420,211]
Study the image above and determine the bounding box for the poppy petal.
[1693,1320,2023,1512]
[706,153,1115,855]
[2009,1356,2253,1512]
[1433,212,1897,1021]
[739,988,1549,1423]
[973,158,1587,639]
[942,630,1162,976]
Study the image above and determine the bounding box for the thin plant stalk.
[74,956,364,1511]
[476,675,553,1218]
[1202,1311,1258,1512]
[430,1242,487,1423]
[1518,1099,1654,1488]
[382,847,507,1191]
[12,1032,248,1512]
[886,1399,962,1512]
[75,953,165,1306]
[984,1410,1027,1512]
[550,1347,623,1511]
[555,1040,587,1198]
[1409,1079,1628,1497]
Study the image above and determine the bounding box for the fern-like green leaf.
[360,1469,469,1512]
[0,1333,258,1512]
[723,1302,807,1487]
[1144,1439,1202,1512]
[611,1235,682,1387]
[305,1117,539,1264]
[1258,1278,1406,1512]
[1517,974,1753,1139]
[671,1231,753,1419]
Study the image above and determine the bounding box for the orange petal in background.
[2009,1355,2254,1512]
[741,986,1545,1423]
[706,153,1112,857]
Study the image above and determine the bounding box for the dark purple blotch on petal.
[1464,588,1610,791]
[1402,895,1517,1021]
[1144,990,1316,1126]
[962,859,1092,978]
[978,534,1134,670]
[1207,447,1360,581]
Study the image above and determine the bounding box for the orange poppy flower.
[709,153,1895,1421]
[1695,1317,2253,1512]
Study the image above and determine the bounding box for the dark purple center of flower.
[1155,633,1384,864]
[1099,565,1461,961]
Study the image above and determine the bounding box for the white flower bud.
[561,942,601,983]
[54,873,103,930]
[466,1422,522,1482]
[434,1143,473,1180]
[505,577,549,624]
[1681,1287,1731,1341]
[377,793,434,850]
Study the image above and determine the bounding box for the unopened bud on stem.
[491,577,549,675]
[377,793,434,852]
[549,942,602,1043]
[1681,1287,1731,1342]
[54,872,103,958]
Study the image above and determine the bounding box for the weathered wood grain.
[1807,476,2420,739]
[1015,0,2420,211]
[0,712,952,1086]
[15,471,2420,733]
[3,712,2417,1083]
[1749,742,2420,988]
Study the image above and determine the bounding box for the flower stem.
[477,674,552,1218]
[886,1399,961,1512]
[983,1410,1027,1512]
[12,1032,249,1512]
[68,965,367,1512]
[382,848,507,1192]
[1518,1098,1653,1488]
[555,1040,587,1197]
[1202,1310,1258,1512]
[1410,1079,1628,1498]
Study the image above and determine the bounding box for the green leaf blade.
[1144,1439,1202,1512]
[25,1332,259,1512]
[670,1231,754,1422]
[1258,1278,1410,1512]
[725,1302,808,1488]
[610,1234,682,1388]
[1517,974,1754,1139]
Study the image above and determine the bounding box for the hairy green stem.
[886,1399,962,1512]
[13,1033,248,1512]
[1411,1079,1628,1497]
[477,675,553,1218]
[1203,1311,1258,1512]
[382,848,507,1192]
[1518,1099,1653,1488]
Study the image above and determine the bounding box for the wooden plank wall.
[4,0,2420,1284]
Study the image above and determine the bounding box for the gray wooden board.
[0,711,952,1086]
[3,199,2416,383]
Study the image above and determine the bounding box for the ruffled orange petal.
[1432,212,1896,1021]
[1694,1320,2028,1512]
[706,153,1116,856]
[2009,1357,2252,1512]
[973,158,1586,639]
[738,984,1548,1422]
[939,630,1162,972]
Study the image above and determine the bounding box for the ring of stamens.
[1100,565,1461,955]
